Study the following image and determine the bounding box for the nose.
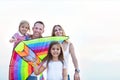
[54,49,58,52]
[56,30,60,33]
[36,29,41,32]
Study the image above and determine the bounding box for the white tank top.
[64,42,70,68]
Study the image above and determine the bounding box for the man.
[26,21,45,80]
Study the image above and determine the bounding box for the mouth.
[53,52,58,55]
[34,32,40,35]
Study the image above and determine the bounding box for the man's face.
[32,23,44,38]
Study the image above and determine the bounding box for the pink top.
[12,31,28,47]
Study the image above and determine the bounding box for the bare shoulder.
[68,41,73,47]
[68,41,74,50]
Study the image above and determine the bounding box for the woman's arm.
[69,42,80,80]
[69,42,79,69]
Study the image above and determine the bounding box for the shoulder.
[68,41,75,52]
[25,33,30,36]
[64,41,73,49]
[64,40,71,45]
[13,32,19,35]
[12,32,20,38]
[67,41,73,47]
[27,34,32,39]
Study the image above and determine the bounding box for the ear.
[42,29,44,33]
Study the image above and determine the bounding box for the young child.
[33,41,68,80]
[9,20,30,47]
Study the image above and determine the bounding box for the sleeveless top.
[64,42,70,68]
[43,60,67,80]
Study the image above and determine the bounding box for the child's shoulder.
[26,33,30,36]
[25,34,32,40]
[13,32,19,35]
[12,32,20,38]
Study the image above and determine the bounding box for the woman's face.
[32,23,44,38]
[54,26,63,36]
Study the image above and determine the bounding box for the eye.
[59,28,62,31]
[54,29,58,32]
[21,26,24,28]
[35,27,38,30]
[52,48,55,50]
[25,27,29,29]
[57,48,60,50]
[39,28,42,30]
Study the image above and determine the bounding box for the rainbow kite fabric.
[9,36,69,80]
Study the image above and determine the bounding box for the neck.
[18,31,25,36]
[52,57,59,61]
[31,35,42,39]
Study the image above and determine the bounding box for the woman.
[51,25,80,80]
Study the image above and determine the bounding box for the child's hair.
[19,20,30,32]
[46,41,64,65]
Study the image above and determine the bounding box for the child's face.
[19,23,29,35]
[50,44,61,58]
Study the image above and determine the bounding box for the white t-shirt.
[43,60,67,80]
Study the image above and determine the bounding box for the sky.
[0,0,120,80]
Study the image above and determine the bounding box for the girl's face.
[32,23,44,38]
[54,26,63,36]
[50,44,61,58]
[19,23,29,35]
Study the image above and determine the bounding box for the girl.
[51,25,80,80]
[33,41,68,80]
[9,20,30,80]
[9,20,30,47]
[9,21,45,80]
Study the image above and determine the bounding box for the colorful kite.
[9,36,69,80]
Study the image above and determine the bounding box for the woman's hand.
[74,72,80,80]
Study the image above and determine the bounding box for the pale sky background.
[0,0,120,80]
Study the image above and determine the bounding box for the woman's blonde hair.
[51,25,68,42]
[51,25,66,36]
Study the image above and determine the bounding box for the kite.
[9,36,69,80]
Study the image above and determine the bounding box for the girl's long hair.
[46,41,64,66]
